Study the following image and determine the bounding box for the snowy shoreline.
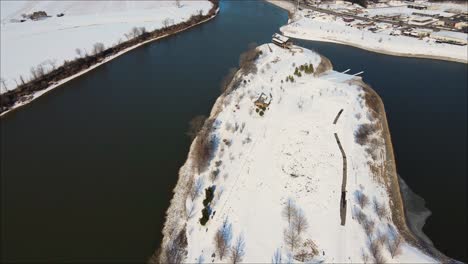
[283,30,467,64]
[268,0,467,64]
[0,8,219,118]
[157,44,448,263]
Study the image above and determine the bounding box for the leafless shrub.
[225,122,233,132]
[282,198,297,225]
[163,18,174,29]
[294,239,318,262]
[314,55,333,76]
[92,42,105,55]
[175,0,182,8]
[125,26,146,40]
[220,68,239,94]
[75,48,83,58]
[242,135,252,145]
[30,64,46,80]
[272,248,282,264]
[376,229,389,246]
[354,207,367,225]
[386,225,402,258]
[369,239,385,264]
[230,234,245,264]
[187,115,207,140]
[161,227,188,264]
[0,78,7,92]
[190,177,204,200]
[210,168,220,182]
[354,123,377,145]
[363,218,375,237]
[239,42,261,75]
[192,118,216,173]
[354,190,369,209]
[361,249,370,263]
[292,209,308,236]
[373,197,388,219]
[214,218,232,260]
[284,225,300,253]
[364,90,381,118]
[240,122,246,133]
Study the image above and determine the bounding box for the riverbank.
[0,1,219,118]
[156,43,439,263]
[353,79,453,262]
[267,0,467,64]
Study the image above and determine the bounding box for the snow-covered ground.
[0,0,213,93]
[273,2,467,63]
[160,44,437,263]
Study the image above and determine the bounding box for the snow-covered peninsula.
[156,44,446,263]
[269,0,468,63]
[0,0,214,93]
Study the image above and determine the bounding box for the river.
[0,0,465,262]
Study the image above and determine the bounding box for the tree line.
[1,0,219,114]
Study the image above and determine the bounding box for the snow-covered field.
[275,3,467,63]
[0,0,213,93]
[160,44,437,263]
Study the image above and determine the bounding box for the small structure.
[272,33,291,48]
[254,93,272,109]
[409,15,436,26]
[431,31,467,45]
[408,4,427,10]
[343,17,355,23]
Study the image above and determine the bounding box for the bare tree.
[47,60,57,70]
[175,0,182,8]
[163,18,174,29]
[239,42,260,75]
[355,190,369,209]
[1,78,7,92]
[363,218,375,237]
[230,234,245,264]
[37,64,46,77]
[19,75,26,85]
[361,249,370,263]
[386,225,402,258]
[292,208,308,236]
[214,218,232,260]
[369,239,385,264]
[162,227,188,264]
[354,207,367,225]
[75,48,82,58]
[190,177,204,200]
[272,248,282,264]
[284,226,300,253]
[282,198,297,225]
[30,66,39,80]
[187,115,207,140]
[373,197,388,219]
[376,229,388,246]
[92,42,105,55]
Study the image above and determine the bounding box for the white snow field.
[277,6,467,63]
[0,0,213,93]
[160,44,437,263]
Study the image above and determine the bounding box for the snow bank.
[0,0,213,93]
[159,44,438,263]
[275,4,467,63]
